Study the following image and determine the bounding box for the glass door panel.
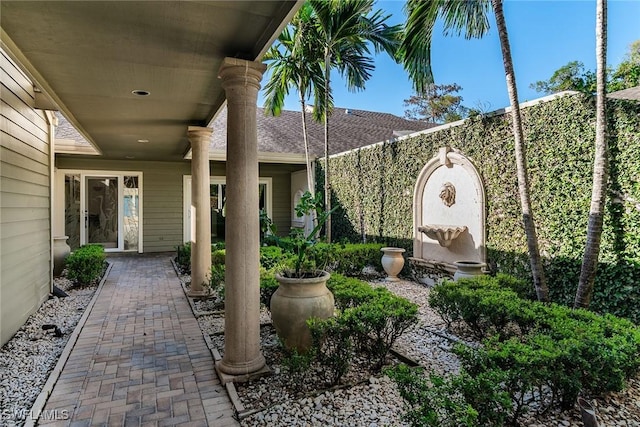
[123,176,139,251]
[86,177,118,248]
[64,174,81,250]
[211,183,225,239]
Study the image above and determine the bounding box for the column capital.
[218,57,266,91]
[187,126,213,145]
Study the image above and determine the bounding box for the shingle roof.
[55,111,89,142]
[210,106,435,157]
[608,86,640,100]
[55,106,435,158]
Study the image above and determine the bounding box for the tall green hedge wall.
[320,94,640,322]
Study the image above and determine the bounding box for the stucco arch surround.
[412,147,487,271]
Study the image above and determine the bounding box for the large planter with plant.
[271,270,334,352]
[270,191,337,353]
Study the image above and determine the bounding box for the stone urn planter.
[380,247,406,282]
[271,271,335,353]
[53,236,71,277]
[453,260,486,281]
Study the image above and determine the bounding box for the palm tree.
[308,0,402,242]
[575,0,608,309]
[263,3,327,198]
[400,0,549,301]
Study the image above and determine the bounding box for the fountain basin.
[418,224,467,247]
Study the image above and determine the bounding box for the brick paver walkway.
[39,254,238,427]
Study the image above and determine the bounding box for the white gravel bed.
[0,276,98,426]
[241,376,409,427]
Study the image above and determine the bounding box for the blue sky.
[258,0,640,118]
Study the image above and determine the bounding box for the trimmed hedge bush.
[332,243,384,276]
[387,364,511,427]
[66,244,106,286]
[342,289,418,368]
[327,273,379,310]
[428,275,640,412]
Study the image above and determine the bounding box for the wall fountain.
[412,147,486,277]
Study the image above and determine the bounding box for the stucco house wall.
[1,50,53,346]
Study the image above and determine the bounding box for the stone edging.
[25,262,113,427]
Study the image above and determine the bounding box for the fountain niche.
[412,146,486,274]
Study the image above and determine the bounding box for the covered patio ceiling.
[0,1,301,161]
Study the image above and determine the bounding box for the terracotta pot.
[453,260,486,281]
[271,271,334,353]
[380,247,406,282]
[53,236,71,277]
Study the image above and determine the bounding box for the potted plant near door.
[270,191,336,352]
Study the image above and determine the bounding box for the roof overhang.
[1,1,302,162]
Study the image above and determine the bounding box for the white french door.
[62,171,143,252]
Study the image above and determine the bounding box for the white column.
[188,126,212,297]
[216,57,267,378]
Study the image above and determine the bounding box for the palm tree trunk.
[323,50,332,243]
[575,0,608,309]
[299,96,315,197]
[492,0,549,301]
[299,94,319,230]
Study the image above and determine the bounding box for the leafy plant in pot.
[270,191,337,352]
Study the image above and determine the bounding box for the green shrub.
[308,316,354,385]
[211,249,225,267]
[452,369,512,426]
[428,276,543,338]
[327,274,378,310]
[432,275,640,413]
[387,364,512,427]
[175,242,225,275]
[331,243,384,276]
[260,246,284,270]
[343,290,418,369]
[259,270,279,311]
[66,244,106,286]
[264,235,296,252]
[386,364,480,427]
[281,347,314,391]
[175,242,191,274]
[305,242,337,272]
[208,264,225,298]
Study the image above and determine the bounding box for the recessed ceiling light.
[125,155,135,159]
[132,89,150,96]
[137,139,150,143]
